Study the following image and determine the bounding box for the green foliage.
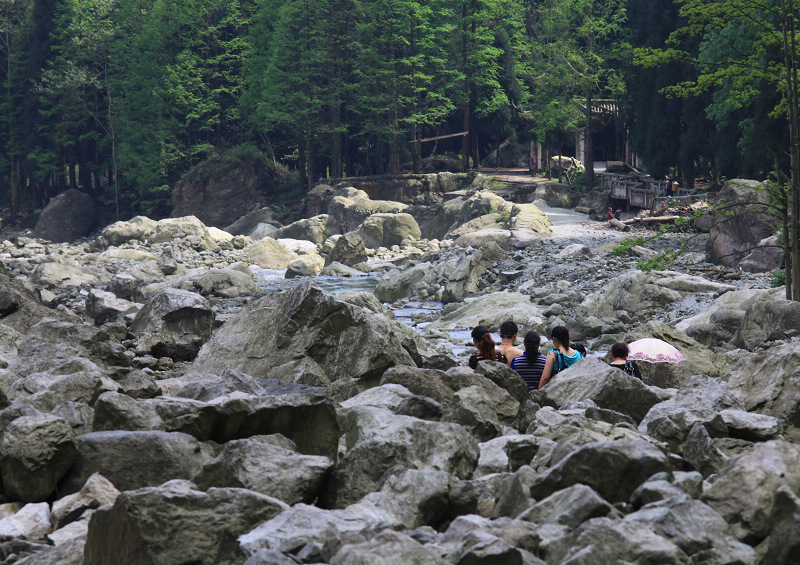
[771,269,786,288]
[613,235,647,256]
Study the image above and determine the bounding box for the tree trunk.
[331,104,343,178]
[462,100,470,171]
[584,92,594,189]
[411,123,421,174]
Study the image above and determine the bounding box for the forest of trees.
[0,0,797,221]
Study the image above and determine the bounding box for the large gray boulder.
[83,480,288,565]
[725,343,800,439]
[5,357,118,411]
[94,379,341,459]
[1,412,77,502]
[702,440,800,545]
[129,288,215,354]
[320,406,479,508]
[730,290,800,350]
[677,288,771,348]
[34,189,97,243]
[706,179,778,267]
[529,439,672,504]
[276,214,338,245]
[427,290,544,330]
[59,430,212,494]
[149,216,218,250]
[193,437,334,505]
[51,473,120,529]
[168,268,264,298]
[329,530,450,565]
[0,502,53,542]
[0,264,73,334]
[184,281,419,395]
[545,517,689,565]
[325,188,408,233]
[324,231,367,267]
[30,261,101,288]
[358,213,421,249]
[95,215,158,247]
[639,375,739,453]
[8,319,130,375]
[85,289,141,325]
[534,358,661,424]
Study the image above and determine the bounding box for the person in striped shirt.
[510,331,547,390]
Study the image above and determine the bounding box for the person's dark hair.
[523,331,541,365]
[550,326,570,350]
[471,325,497,360]
[611,342,629,359]
[500,321,518,339]
[573,342,586,357]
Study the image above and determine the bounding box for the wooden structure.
[601,173,700,210]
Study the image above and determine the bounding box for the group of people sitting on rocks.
[468,321,640,390]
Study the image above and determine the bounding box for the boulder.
[326,189,409,233]
[244,237,299,269]
[193,437,334,505]
[525,406,648,447]
[517,484,620,527]
[31,261,100,288]
[529,439,672,504]
[59,430,211,494]
[0,412,77,502]
[51,473,120,529]
[168,268,264,298]
[96,215,158,247]
[224,207,276,236]
[725,342,800,439]
[34,189,97,243]
[320,406,479,508]
[507,203,552,248]
[51,401,95,436]
[149,216,218,250]
[534,358,661,424]
[359,213,421,249]
[175,377,340,458]
[285,255,324,278]
[129,288,215,351]
[676,288,771,348]
[184,281,418,393]
[730,289,800,350]
[276,214,338,245]
[96,248,158,263]
[374,262,430,302]
[13,538,84,564]
[706,179,778,267]
[0,264,73,334]
[6,357,118,411]
[8,319,129,375]
[83,480,288,565]
[548,517,688,564]
[682,422,727,477]
[0,502,52,542]
[702,440,800,544]
[638,375,739,452]
[85,289,141,325]
[170,150,287,227]
[442,385,503,442]
[575,270,734,330]
[0,323,21,368]
[329,530,449,565]
[740,234,783,273]
[428,291,544,330]
[325,231,368,267]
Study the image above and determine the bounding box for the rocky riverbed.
[0,177,798,564]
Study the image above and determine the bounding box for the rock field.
[0,178,798,565]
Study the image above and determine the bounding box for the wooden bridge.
[601,172,701,210]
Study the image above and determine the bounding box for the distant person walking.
[510,331,547,390]
[497,321,523,367]
[538,326,583,389]
[468,325,508,369]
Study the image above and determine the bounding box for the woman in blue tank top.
[538,326,583,389]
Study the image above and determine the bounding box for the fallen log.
[575,206,592,215]
[609,218,629,231]
[622,215,681,225]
